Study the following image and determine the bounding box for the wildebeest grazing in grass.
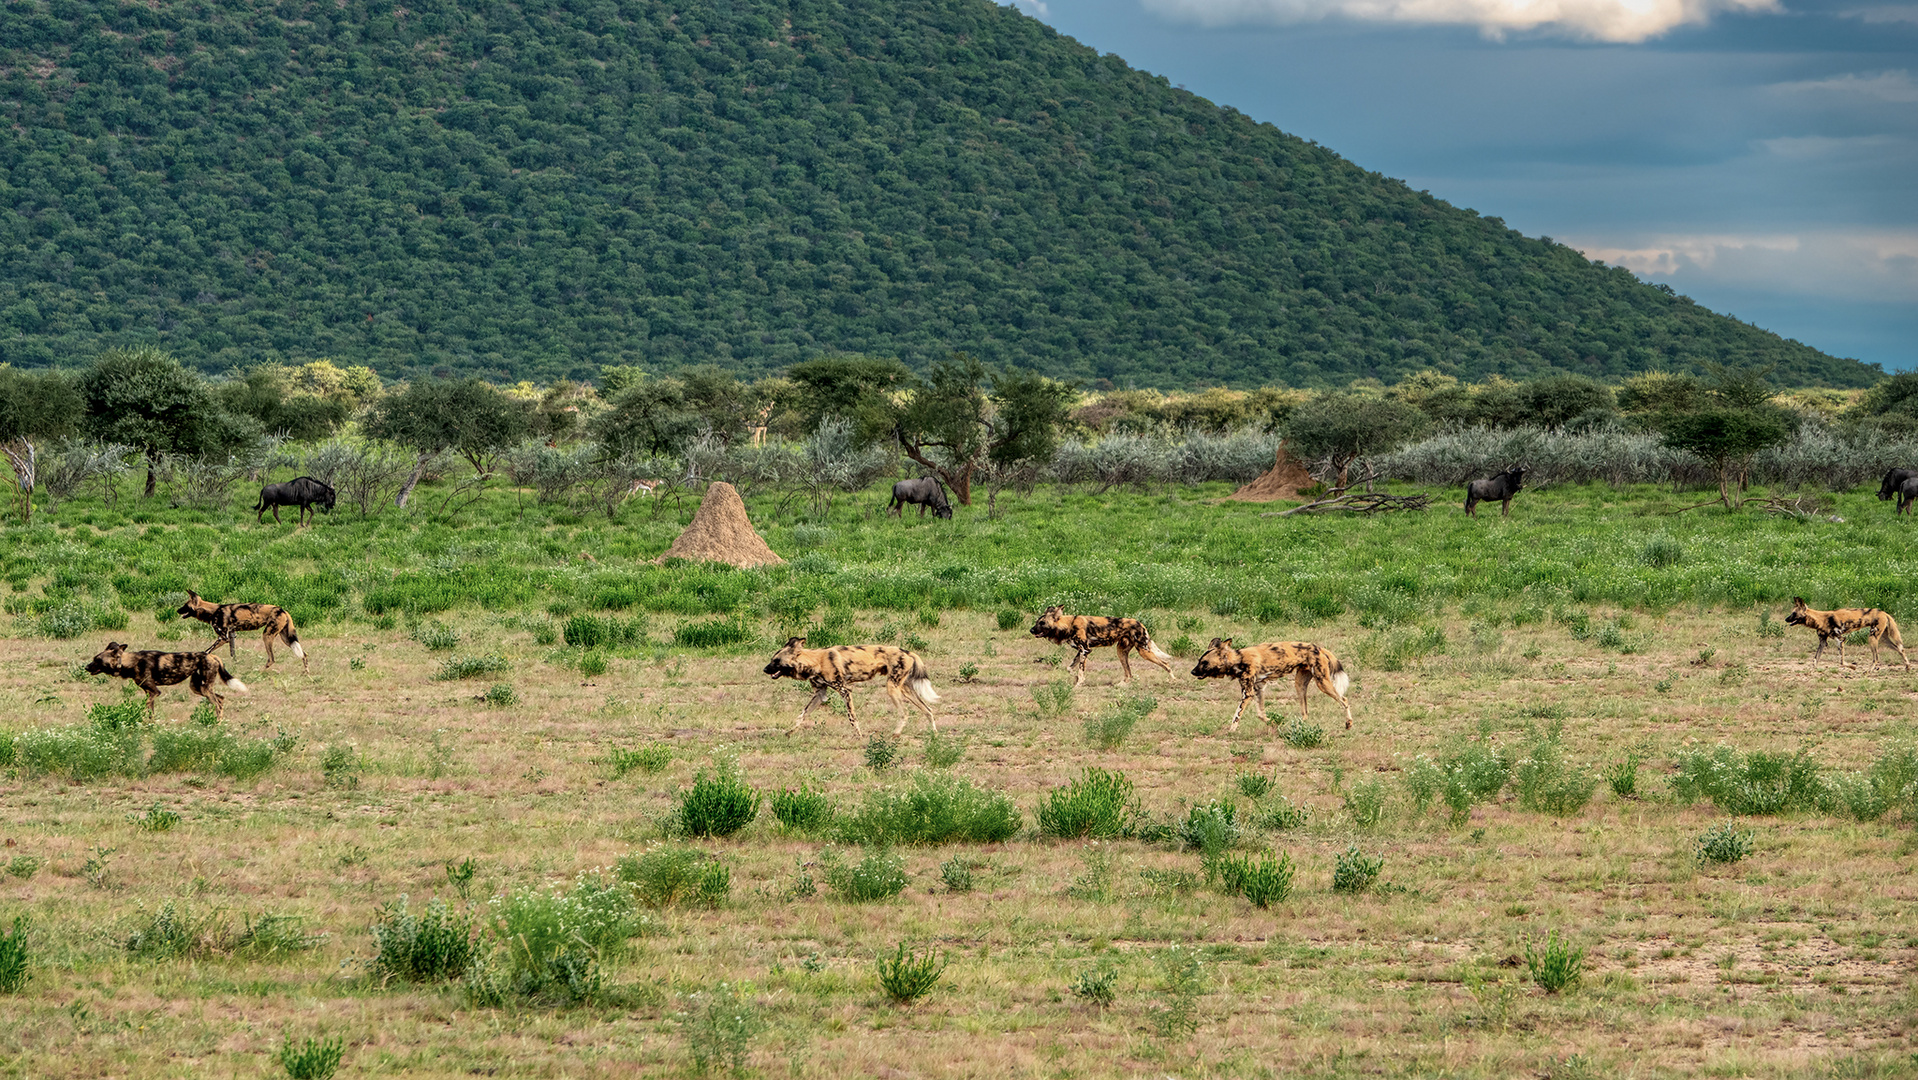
[1877,468,1915,503]
[255,476,336,525]
[1896,477,1918,517]
[887,477,952,519]
[1028,606,1175,687]
[1190,637,1355,730]
[178,591,307,672]
[1785,597,1910,670]
[86,641,248,720]
[1464,466,1525,518]
[762,637,941,734]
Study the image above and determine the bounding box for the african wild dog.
[177,591,308,672]
[1028,606,1174,687]
[1189,637,1355,731]
[762,637,941,734]
[1465,466,1525,518]
[86,641,249,720]
[1785,597,1910,670]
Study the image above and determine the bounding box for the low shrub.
[1255,796,1311,831]
[1824,744,1918,823]
[835,772,1021,845]
[129,803,180,832]
[0,915,27,993]
[1083,695,1155,750]
[683,981,761,1077]
[674,617,753,649]
[475,873,639,1003]
[1694,822,1756,865]
[939,856,975,893]
[675,765,761,839]
[618,846,730,908]
[1280,717,1325,749]
[320,744,361,789]
[1669,745,1825,815]
[768,786,836,834]
[821,847,909,902]
[921,730,967,768]
[610,742,672,778]
[1343,779,1388,829]
[1216,852,1294,908]
[233,913,326,957]
[413,622,460,650]
[1038,768,1143,840]
[125,899,226,960]
[563,613,648,649]
[1175,801,1240,856]
[1236,772,1274,800]
[1525,930,1586,994]
[1332,845,1383,894]
[1030,679,1075,718]
[996,609,1022,631]
[1513,725,1599,817]
[483,683,518,707]
[1070,964,1117,1006]
[368,895,476,984]
[433,654,509,681]
[275,1036,345,1080]
[864,735,900,772]
[876,942,947,1004]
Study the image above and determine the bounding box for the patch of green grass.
[1525,930,1586,994]
[1695,822,1756,865]
[835,771,1021,845]
[674,765,760,839]
[0,915,28,994]
[876,942,947,1004]
[618,846,730,908]
[368,895,476,984]
[432,653,509,681]
[1083,695,1154,750]
[821,847,909,902]
[1332,846,1383,894]
[1038,768,1142,840]
[609,742,672,778]
[275,1036,345,1080]
[768,786,836,834]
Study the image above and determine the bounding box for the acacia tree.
[1284,392,1428,486]
[1656,364,1793,509]
[893,354,1074,506]
[0,366,82,522]
[77,347,252,497]
[785,355,915,447]
[366,378,530,507]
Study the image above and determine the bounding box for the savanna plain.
[1,478,1915,1079]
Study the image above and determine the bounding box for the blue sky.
[1015,0,1918,373]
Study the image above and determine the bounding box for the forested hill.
[0,0,1879,388]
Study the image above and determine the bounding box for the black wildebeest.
[1879,468,1916,504]
[255,476,336,525]
[1896,477,1918,517]
[1464,466,1526,518]
[887,477,952,519]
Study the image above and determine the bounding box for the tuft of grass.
[1168,633,1196,658]
[1176,799,1241,857]
[674,617,753,649]
[1216,851,1294,908]
[1513,724,1599,817]
[1669,745,1825,815]
[1342,778,1388,829]
[674,765,761,839]
[275,1035,345,1080]
[768,785,836,834]
[1607,747,1646,799]
[445,857,478,900]
[835,771,1021,845]
[433,653,509,681]
[996,609,1021,631]
[6,855,42,880]
[1030,678,1075,718]
[1332,845,1383,894]
[129,802,180,832]
[468,874,639,1005]
[1236,772,1274,800]
[368,895,477,984]
[1070,963,1117,1007]
[412,621,460,650]
[1254,795,1311,831]
[1149,946,1205,1041]
[576,652,608,678]
[1083,695,1154,750]
[939,856,975,893]
[1525,930,1586,994]
[1695,822,1756,865]
[610,742,672,778]
[1038,768,1142,840]
[320,744,361,790]
[0,915,28,993]
[618,845,730,908]
[921,729,967,768]
[683,981,761,1078]
[876,942,947,1004]
[483,682,518,706]
[1281,716,1325,749]
[821,847,909,902]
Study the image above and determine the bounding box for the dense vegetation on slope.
[0,0,1878,387]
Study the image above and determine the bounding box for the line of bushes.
[6,700,292,782]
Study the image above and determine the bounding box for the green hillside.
[0,0,1879,387]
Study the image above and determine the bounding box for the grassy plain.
[1,478,1916,1078]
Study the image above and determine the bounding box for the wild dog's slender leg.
[1070,645,1091,687]
[1229,675,1257,732]
[1310,665,1357,730]
[1294,666,1312,722]
[1251,673,1272,723]
[1116,644,1134,684]
[837,685,863,733]
[262,628,277,670]
[790,684,833,733]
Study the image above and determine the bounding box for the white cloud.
[1843,5,1918,24]
[1573,230,1918,303]
[1757,133,1901,158]
[1141,0,1780,43]
[1773,69,1918,103]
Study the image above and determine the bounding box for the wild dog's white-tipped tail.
[1146,636,1173,663]
[291,641,306,659]
[225,675,249,694]
[1334,670,1350,696]
[910,677,940,704]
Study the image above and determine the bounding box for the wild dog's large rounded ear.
[1791,597,1807,608]
[783,636,805,648]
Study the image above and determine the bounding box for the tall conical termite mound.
[653,481,785,568]
[1226,441,1316,502]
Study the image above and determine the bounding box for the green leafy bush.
[1083,695,1154,750]
[610,743,672,778]
[1236,772,1274,800]
[1030,679,1076,718]
[996,610,1022,631]
[1513,725,1599,817]
[413,622,460,650]
[683,981,761,1077]
[1281,717,1325,749]
[1176,800,1241,856]
[476,873,640,1002]
[1332,846,1383,894]
[1070,964,1117,1006]
[1255,796,1311,831]
[563,613,648,649]
[432,653,509,681]
[675,765,761,839]
[368,895,476,984]
[1669,745,1826,815]
[275,1036,345,1080]
[864,735,900,772]
[618,846,730,908]
[674,617,753,649]
[0,915,28,994]
[921,730,967,768]
[836,772,1021,845]
[1525,931,1586,994]
[1342,779,1388,829]
[821,847,909,902]
[125,900,227,960]
[1694,822,1756,865]
[939,857,975,893]
[1149,946,1205,1041]
[768,786,836,834]
[1038,768,1142,840]
[483,683,518,706]
[876,942,947,1004]
[1216,852,1294,908]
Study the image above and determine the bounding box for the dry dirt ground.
[1,604,1915,1078]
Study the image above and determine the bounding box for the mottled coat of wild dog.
[762,637,941,734]
[86,641,248,720]
[1028,606,1174,687]
[177,590,308,672]
[1785,597,1910,670]
[1190,637,1355,731]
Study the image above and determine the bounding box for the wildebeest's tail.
[907,652,940,704]
[1328,651,1351,696]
